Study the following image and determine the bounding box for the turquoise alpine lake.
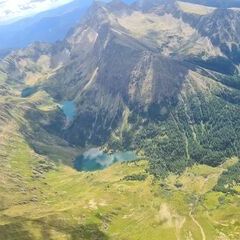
[61,101,76,121]
[74,148,138,171]
[21,86,38,97]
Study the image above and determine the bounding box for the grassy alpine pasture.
[0,136,239,240]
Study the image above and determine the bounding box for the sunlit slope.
[1,141,239,240]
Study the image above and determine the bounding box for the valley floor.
[1,146,240,240]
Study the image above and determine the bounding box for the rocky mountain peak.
[132,0,177,12]
[107,0,130,10]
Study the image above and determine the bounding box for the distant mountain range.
[2,0,238,55]
[181,0,240,8]
[0,0,92,54]
[0,0,136,56]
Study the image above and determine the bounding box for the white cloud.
[0,0,74,24]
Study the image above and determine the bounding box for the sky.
[0,0,75,24]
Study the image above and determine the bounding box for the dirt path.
[188,175,209,240]
[189,210,206,240]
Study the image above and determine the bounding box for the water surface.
[61,100,76,121]
[74,148,138,171]
[21,86,38,97]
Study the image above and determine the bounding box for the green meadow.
[0,134,239,239]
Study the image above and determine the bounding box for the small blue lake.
[61,101,76,122]
[74,148,138,171]
[21,86,38,98]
